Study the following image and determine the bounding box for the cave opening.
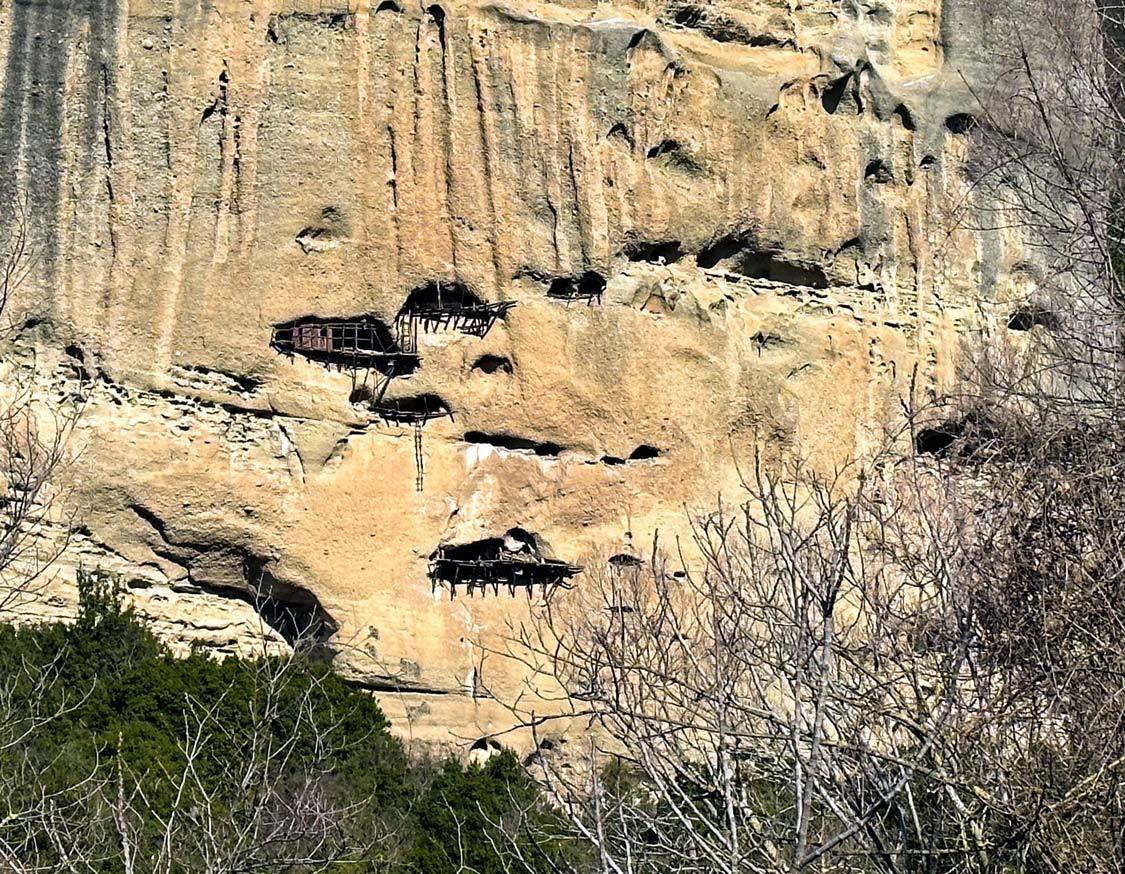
[241,560,340,655]
[914,426,960,456]
[945,113,977,135]
[1007,306,1059,332]
[471,354,513,374]
[372,393,453,425]
[429,528,582,596]
[697,233,828,288]
[623,240,684,264]
[396,280,515,339]
[463,431,562,456]
[864,159,894,184]
[546,271,606,304]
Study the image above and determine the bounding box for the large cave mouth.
[396,280,515,338]
[270,315,419,376]
[429,528,582,595]
[241,560,340,653]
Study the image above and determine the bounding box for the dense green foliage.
[0,569,570,872]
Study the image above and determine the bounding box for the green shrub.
[0,568,568,872]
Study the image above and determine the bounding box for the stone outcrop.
[0,0,1036,748]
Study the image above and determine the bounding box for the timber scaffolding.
[429,532,582,597]
[270,316,419,376]
[396,280,515,341]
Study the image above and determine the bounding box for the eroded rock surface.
[0,0,1035,747]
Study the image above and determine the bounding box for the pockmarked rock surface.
[0,0,1035,747]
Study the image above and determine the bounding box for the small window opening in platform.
[429,527,582,597]
[547,271,606,305]
[396,280,515,340]
[271,315,419,376]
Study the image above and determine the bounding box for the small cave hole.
[820,73,853,115]
[914,422,963,456]
[471,354,513,374]
[646,139,681,159]
[919,154,938,169]
[643,139,701,172]
[864,159,894,184]
[607,123,634,147]
[63,343,91,379]
[892,104,916,131]
[470,736,503,753]
[547,270,606,304]
[1007,306,1059,332]
[426,3,445,22]
[629,444,662,461]
[695,232,827,286]
[673,4,705,26]
[375,0,400,11]
[945,113,977,135]
[623,240,684,264]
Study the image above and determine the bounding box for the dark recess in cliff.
[697,231,828,288]
[547,271,606,304]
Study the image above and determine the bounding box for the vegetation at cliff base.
[0,569,571,872]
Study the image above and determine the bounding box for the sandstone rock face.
[0,0,1030,747]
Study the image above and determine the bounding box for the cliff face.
[0,0,1028,744]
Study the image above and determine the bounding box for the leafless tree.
[484,446,1024,873]
[0,193,79,612]
[953,0,1125,417]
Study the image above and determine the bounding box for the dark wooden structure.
[396,281,515,339]
[270,315,419,376]
[429,529,582,597]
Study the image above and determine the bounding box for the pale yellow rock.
[0,0,1030,750]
